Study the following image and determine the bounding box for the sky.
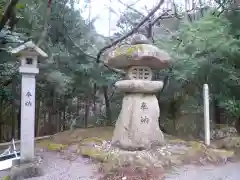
[77,0,182,36]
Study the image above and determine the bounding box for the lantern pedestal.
[105,34,171,151]
[112,80,165,150]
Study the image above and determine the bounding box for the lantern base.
[111,93,165,150]
[115,80,163,93]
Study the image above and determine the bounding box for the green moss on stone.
[114,44,144,57]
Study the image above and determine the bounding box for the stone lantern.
[11,41,48,162]
[106,34,170,150]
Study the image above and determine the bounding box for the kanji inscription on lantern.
[140,102,148,111]
[25,91,32,106]
[25,101,32,106]
[140,116,149,124]
[26,91,32,97]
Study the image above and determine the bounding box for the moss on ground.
[78,146,116,162]
[214,137,240,149]
[77,136,117,162]
[79,137,105,146]
[37,139,67,151]
[36,127,114,150]
[46,143,67,151]
[35,127,238,179]
[2,176,10,180]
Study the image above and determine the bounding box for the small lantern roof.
[10,41,48,57]
[105,34,170,70]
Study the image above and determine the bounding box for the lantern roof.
[10,41,48,58]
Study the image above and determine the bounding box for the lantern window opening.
[128,66,152,80]
[26,57,33,65]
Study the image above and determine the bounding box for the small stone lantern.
[11,41,48,162]
[106,34,170,150]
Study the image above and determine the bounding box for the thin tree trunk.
[77,96,80,116]
[93,83,97,113]
[11,80,16,139]
[0,98,3,141]
[235,116,240,134]
[63,107,66,130]
[103,86,112,126]
[57,111,61,132]
[213,98,221,125]
[63,96,67,130]
[84,97,90,128]
[52,90,57,133]
[17,107,21,139]
[35,99,41,137]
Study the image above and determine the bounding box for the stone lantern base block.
[10,157,44,180]
[112,93,165,150]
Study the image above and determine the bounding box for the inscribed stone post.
[11,41,48,161]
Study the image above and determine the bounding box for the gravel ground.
[0,149,240,180]
[31,152,100,180]
[0,149,101,180]
[166,162,240,180]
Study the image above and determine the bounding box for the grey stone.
[10,156,44,180]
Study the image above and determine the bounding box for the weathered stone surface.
[107,34,170,151]
[213,136,240,149]
[211,127,238,140]
[115,80,163,93]
[10,157,43,180]
[106,44,170,69]
[111,94,165,150]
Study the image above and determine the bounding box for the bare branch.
[67,35,125,75]
[150,11,169,25]
[58,21,124,75]
[37,0,52,46]
[96,0,165,63]
[212,0,231,16]
[172,3,182,19]
[68,35,96,59]
[121,12,137,26]
[0,0,20,31]
[117,0,145,17]
[156,23,182,42]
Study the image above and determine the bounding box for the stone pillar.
[20,73,37,161]
[11,41,48,161]
[105,34,171,150]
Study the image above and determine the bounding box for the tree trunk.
[84,97,90,128]
[52,90,57,133]
[213,98,221,125]
[11,81,16,139]
[235,117,240,134]
[93,83,97,114]
[103,85,112,126]
[63,100,66,130]
[35,99,40,137]
[36,100,42,136]
[17,107,21,139]
[77,96,80,116]
[0,98,3,141]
